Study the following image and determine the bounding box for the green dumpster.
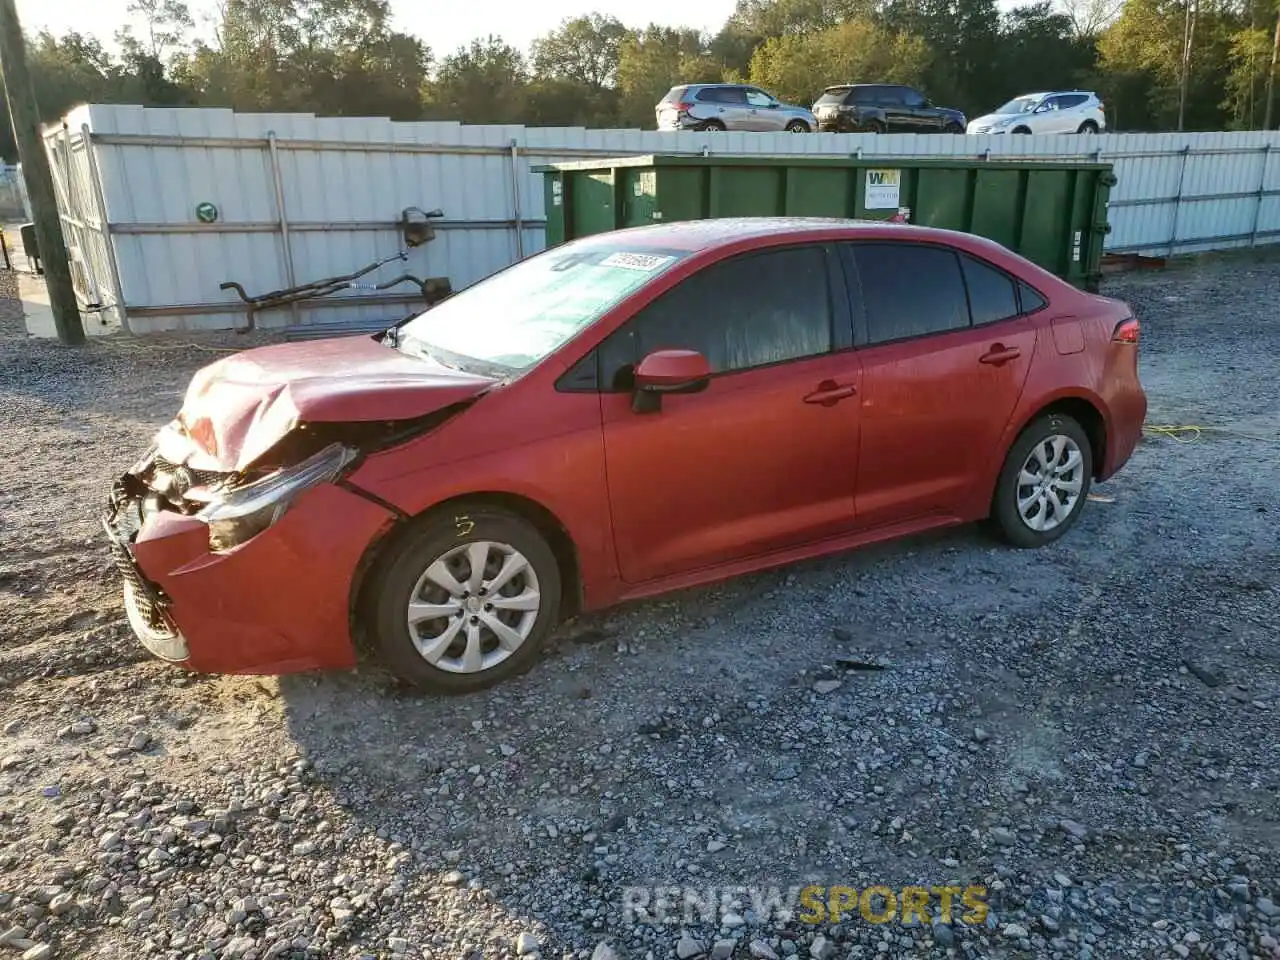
[537,154,1116,291]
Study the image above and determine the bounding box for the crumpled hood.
[156,336,496,473]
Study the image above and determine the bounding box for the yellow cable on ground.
[1146,424,1279,444]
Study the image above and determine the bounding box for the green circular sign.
[195,201,219,223]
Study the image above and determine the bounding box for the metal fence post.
[1167,144,1192,257]
[81,123,131,334]
[1248,143,1272,248]
[266,131,299,325]
[508,138,524,260]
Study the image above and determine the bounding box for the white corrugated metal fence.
[45,104,1280,335]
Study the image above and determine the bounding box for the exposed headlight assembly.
[197,443,358,551]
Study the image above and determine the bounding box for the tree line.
[10,0,1280,163]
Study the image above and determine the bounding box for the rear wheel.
[944,122,964,134]
[990,414,1093,548]
[857,119,885,134]
[366,504,562,693]
[785,119,810,133]
[701,119,725,132]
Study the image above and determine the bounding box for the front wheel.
[1077,121,1099,134]
[365,504,562,693]
[989,414,1093,548]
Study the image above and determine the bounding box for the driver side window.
[598,245,833,390]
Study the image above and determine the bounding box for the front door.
[597,244,863,583]
[841,242,1037,527]
[745,87,783,131]
[880,87,915,132]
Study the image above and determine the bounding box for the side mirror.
[767,101,780,108]
[631,349,711,413]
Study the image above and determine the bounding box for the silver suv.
[656,84,816,133]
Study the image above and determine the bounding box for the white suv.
[966,91,1106,135]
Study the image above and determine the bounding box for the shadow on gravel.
[265,437,1280,954]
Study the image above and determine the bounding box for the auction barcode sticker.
[601,252,675,271]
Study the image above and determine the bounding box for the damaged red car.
[104,219,1147,692]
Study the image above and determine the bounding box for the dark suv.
[813,84,966,134]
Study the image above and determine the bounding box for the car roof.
[569,217,1000,253]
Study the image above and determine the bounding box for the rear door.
[1051,93,1089,132]
[841,242,1038,526]
[699,86,751,129]
[598,243,863,583]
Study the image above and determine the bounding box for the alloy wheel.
[405,540,541,674]
[1016,435,1085,532]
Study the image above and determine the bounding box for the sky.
[15,0,742,56]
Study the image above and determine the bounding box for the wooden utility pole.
[1266,6,1279,130]
[0,0,84,344]
[1177,0,1198,132]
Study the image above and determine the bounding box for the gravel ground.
[0,252,1277,960]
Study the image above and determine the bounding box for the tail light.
[1097,100,1106,113]
[677,101,696,114]
[1112,317,1139,343]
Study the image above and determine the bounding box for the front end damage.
[103,450,196,662]
[101,411,468,675]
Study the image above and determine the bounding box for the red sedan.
[104,219,1147,692]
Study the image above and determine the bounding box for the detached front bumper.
[103,469,397,676]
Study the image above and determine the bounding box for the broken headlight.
[196,443,358,552]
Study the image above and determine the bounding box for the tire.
[944,122,964,134]
[1012,126,1032,134]
[1077,121,1099,134]
[701,119,725,132]
[365,503,562,693]
[989,414,1093,549]
[857,120,885,134]
[785,120,810,133]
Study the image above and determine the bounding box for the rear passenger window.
[1019,281,1048,313]
[961,255,1019,325]
[851,244,969,344]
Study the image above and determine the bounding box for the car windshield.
[393,243,688,376]
[660,86,687,104]
[995,96,1042,114]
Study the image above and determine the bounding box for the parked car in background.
[812,84,966,134]
[967,92,1106,134]
[105,218,1146,694]
[656,83,816,132]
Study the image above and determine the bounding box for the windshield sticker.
[600,252,676,272]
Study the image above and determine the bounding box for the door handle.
[803,381,857,405]
[979,344,1021,365]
